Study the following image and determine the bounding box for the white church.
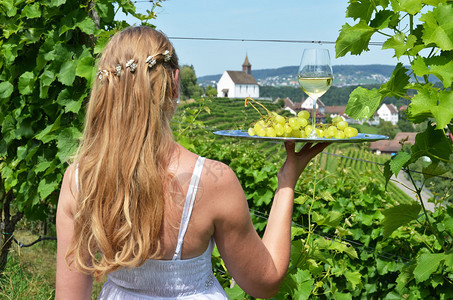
[217,55,260,99]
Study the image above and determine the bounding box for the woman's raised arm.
[212,142,329,298]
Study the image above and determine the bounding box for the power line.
[167,36,385,46]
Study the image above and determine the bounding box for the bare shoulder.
[58,163,78,217]
[202,158,240,188]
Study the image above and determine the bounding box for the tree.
[0,0,162,276]
[180,65,203,99]
[205,85,217,97]
[377,120,397,139]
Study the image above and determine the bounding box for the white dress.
[96,157,229,299]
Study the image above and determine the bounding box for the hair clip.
[163,50,171,62]
[126,59,137,73]
[115,64,122,76]
[97,69,109,80]
[146,55,157,69]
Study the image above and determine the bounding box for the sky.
[118,0,407,77]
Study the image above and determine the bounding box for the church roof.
[242,55,251,67]
[226,71,257,84]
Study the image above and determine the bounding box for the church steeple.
[242,54,251,75]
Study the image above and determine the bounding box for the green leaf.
[382,203,421,238]
[75,55,94,84]
[22,3,41,19]
[408,86,453,129]
[0,81,14,99]
[422,160,449,179]
[345,87,382,119]
[48,0,66,8]
[409,124,453,162]
[414,253,445,282]
[370,10,397,29]
[334,292,353,300]
[38,176,59,200]
[18,72,35,95]
[224,284,246,299]
[412,51,453,87]
[346,0,376,22]
[34,115,61,143]
[315,210,343,227]
[344,271,362,289]
[382,33,417,58]
[76,17,96,35]
[57,127,81,163]
[56,88,83,114]
[57,60,77,86]
[389,152,411,176]
[335,20,376,58]
[95,2,115,23]
[1,115,16,145]
[399,0,423,15]
[291,269,313,300]
[420,3,453,50]
[379,63,410,98]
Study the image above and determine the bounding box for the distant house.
[324,105,347,119]
[276,97,301,115]
[370,132,417,155]
[377,103,399,125]
[300,97,325,115]
[217,55,259,99]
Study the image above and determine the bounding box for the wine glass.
[298,48,333,138]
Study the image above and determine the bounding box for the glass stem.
[311,97,317,137]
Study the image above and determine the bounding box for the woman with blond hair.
[55,26,329,299]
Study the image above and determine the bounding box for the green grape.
[335,131,345,139]
[291,129,301,138]
[332,116,343,124]
[298,110,310,120]
[326,125,337,136]
[274,114,286,125]
[316,128,325,137]
[337,120,348,130]
[266,127,277,137]
[255,124,266,136]
[284,123,292,134]
[274,123,284,136]
[344,127,354,138]
[288,117,300,129]
[248,127,255,136]
[304,125,313,136]
[298,117,308,128]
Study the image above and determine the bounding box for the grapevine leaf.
[48,0,66,8]
[335,20,376,58]
[56,88,83,114]
[0,81,14,99]
[412,51,453,87]
[345,87,382,119]
[382,33,417,58]
[422,0,447,5]
[379,63,410,98]
[334,293,353,300]
[315,210,343,227]
[399,0,423,15]
[57,127,81,163]
[346,0,375,22]
[18,71,35,95]
[370,10,397,29]
[344,271,362,289]
[410,124,453,162]
[291,269,313,300]
[34,115,61,143]
[22,3,41,18]
[75,56,94,85]
[1,115,16,145]
[57,60,77,86]
[38,176,59,200]
[389,151,411,176]
[408,87,453,129]
[383,160,393,188]
[420,3,453,50]
[382,203,421,239]
[224,284,246,299]
[75,17,96,35]
[95,1,114,23]
[414,253,445,282]
[422,160,449,179]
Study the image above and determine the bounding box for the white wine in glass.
[298,48,333,137]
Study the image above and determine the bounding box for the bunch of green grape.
[245,98,358,139]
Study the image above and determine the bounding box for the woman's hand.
[277,142,330,189]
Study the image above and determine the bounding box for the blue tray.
[213,130,389,143]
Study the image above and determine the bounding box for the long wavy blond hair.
[67,26,179,280]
